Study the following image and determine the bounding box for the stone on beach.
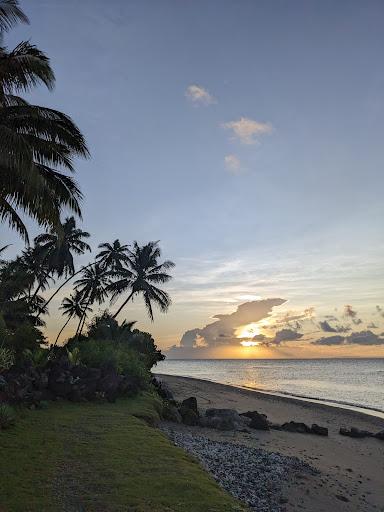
[240,410,270,430]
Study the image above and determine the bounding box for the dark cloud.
[319,320,350,333]
[312,330,384,346]
[319,320,337,333]
[347,330,384,346]
[273,328,303,344]
[179,298,286,348]
[312,335,345,346]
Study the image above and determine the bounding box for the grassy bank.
[0,393,245,512]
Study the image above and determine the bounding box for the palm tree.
[34,217,91,316]
[96,239,130,271]
[74,264,111,337]
[0,0,28,32]
[54,292,91,347]
[18,245,53,300]
[0,0,89,242]
[110,241,174,321]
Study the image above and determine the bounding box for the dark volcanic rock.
[281,421,311,434]
[339,427,373,438]
[240,411,270,431]
[374,430,384,440]
[180,407,199,426]
[311,424,328,436]
[181,397,198,414]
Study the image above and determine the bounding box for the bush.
[73,338,151,386]
[0,346,14,372]
[0,403,16,429]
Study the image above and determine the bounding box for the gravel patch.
[161,425,317,512]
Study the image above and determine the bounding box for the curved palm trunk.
[53,315,71,348]
[35,262,94,319]
[76,294,93,339]
[112,290,135,319]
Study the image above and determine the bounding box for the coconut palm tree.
[54,292,91,347]
[74,264,111,337]
[18,245,53,300]
[0,0,89,242]
[110,241,174,321]
[96,239,130,271]
[34,217,91,316]
[0,0,28,32]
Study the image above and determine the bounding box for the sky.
[2,0,384,358]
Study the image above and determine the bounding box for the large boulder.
[201,408,250,431]
[311,424,328,436]
[182,397,198,414]
[375,430,384,440]
[281,421,311,434]
[180,407,199,426]
[240,411,269,430]
[339,427,373,438]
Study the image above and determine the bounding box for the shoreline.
[158,373,384,512]
[157,373,384,421]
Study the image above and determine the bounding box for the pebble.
[161,426,316,512]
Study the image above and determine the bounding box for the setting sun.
[235,322,261,339]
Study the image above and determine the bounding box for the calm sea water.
[156,359,384,416]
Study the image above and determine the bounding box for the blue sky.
[2,0,384,355]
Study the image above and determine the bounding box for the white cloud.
[185,84,216,105]
[223,117,273,144]
[224,154,241,174]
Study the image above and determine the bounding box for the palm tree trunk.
[53,316,71,348]
[112,290,135,319]
[76,294,92,339]
[35,262,95,319]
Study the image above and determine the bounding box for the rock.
[311,424,328,436]
[339,427,373,438]
[240,411,269,430]
[335,494,349,502]
[163,404,182,423]
[200,415,237,431]
[182,397,198,414]
[269,422,283,430]
[180,407,199,426]
[152,377,175,401]
[374,430,384,440]
[282,421,311,434]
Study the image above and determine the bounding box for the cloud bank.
[180,298,286,348]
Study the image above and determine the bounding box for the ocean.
[156,358,384,417]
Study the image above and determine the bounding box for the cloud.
[367,322,378,329]
[312,335,345,346]
[347,330,384,345]
[319,320,337,333]
[312,330,384,346]
[344,304,358,318]
[224,154,241,174]
[222,117,272,144]
[185,84,215,105]
[179,298,286,348]
[273,328,303,344]
[319,320,351,333]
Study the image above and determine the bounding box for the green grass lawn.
[0,394,246,512]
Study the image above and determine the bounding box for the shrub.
[74,338,151,387]
[0,404,16,429]
[0,346,14,372]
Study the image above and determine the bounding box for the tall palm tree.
[34,217,91,316]
[18,245,53,300]
[0,0,89,242]
[96,239,130,271]
[110,241,174,321]
[54,292,91,347]
[0,0,28,32]
[74,264,111,337]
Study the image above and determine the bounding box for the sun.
[235,322,261,339]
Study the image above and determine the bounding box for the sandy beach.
[158,374,384,512]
